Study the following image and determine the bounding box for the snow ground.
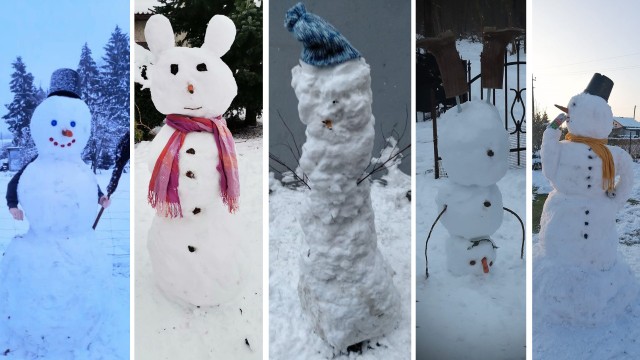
[134,137,263,360]
[532,167,640,359]
[415,38,526,360]
[416,120,526,359]
[269,173,411,359]
[0,168,130,359]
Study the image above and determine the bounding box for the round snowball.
[565,92,613,139]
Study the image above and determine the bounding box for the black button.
[585,210,590,215]
[186,148,195,154]
[585,222,589,225]
[193,207,201,214]
[588,185,591,188]
[186,171,195,179]
[588,167,592,170]
[484,201,491,207]
[587,176,591,180]
[588,148,592,151]
[588,155,593,159]
[584,234,588,239]
[188,245,196,252]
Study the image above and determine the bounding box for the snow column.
[287,3,400,350]
[436,101,509,276]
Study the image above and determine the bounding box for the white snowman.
[535,73,638,325]
[286,3,400,350]
[140,14,244,306]
[435,100,509,275]
[0,69,110,357]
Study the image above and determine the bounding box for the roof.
[613,116,640,130]
[134,0,159,15]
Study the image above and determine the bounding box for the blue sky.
[0,0,130,138]
[532,0,640,120]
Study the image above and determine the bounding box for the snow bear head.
[438,101,509,186]
[142,14,237,118]
[565,92,613,139]
[30,96,92,159]
[446,236,498,276]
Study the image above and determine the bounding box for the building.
[612,116,640,138]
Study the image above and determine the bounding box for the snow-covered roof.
[135,0,159,15]
[613,116,640,130]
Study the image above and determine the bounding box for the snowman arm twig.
[425,205,447,279]
[541,127,562,183]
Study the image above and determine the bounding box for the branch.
[269,153,311,190]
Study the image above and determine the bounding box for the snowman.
[435,100,509,275]
[286,3,400,350]
[0,68,110,357]
[140,14,244,306]
[534,73,637,325]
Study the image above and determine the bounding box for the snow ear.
[202,15,236,57]
[145,15,175,55]
[134,43,154,89]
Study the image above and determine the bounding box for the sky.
[532,0,640,120]
[0,0,130,139]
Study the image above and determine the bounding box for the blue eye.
[70,121,76,127]
[51,119,57,126]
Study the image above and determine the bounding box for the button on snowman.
[436,100,509,275]
[0,69,109,356]
[142,14,243,306]
[286,3,400,350]
[535,74,637,325]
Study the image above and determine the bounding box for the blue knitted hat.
[285,3,361,67]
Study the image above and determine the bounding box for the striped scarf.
[565,133,615,191]
[148,114,239,217]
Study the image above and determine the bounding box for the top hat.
[48,68,81,99]
[555,73,613,113]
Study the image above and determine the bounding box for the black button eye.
[170,64,179,75]
[484,201,491,207]
[470,260,476,266]
[487,149,494,157]
[332,100,338,104]
[196,63,207,72]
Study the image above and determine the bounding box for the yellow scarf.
[565,133,615,191]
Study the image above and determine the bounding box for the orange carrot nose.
[187,84,194,94]
[481,257,490,274]
[62,129,73,137]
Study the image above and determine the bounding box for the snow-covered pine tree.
[2,57,41,164]
[77,43,102,168]
[96,26,130,170]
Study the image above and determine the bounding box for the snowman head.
[439,101,509,186]
[565,73,614,139]
[143,14,237,118]
[436,183,503,239]
[446,236,498,276]
[30,69,91,159]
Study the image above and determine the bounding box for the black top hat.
[47,68,81,99]
[584,73,613,101]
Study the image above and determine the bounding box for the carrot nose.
[62,129,73,137]
[187,84,194,94]
[481,257,490,274]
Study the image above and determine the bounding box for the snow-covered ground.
[134,137,263,360]
[0,168,130,359]
[269,171,411,359]
[415,39,526,359]
[532,167,640,359]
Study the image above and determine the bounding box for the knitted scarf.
[148,114,239,217]
[565,133,615,191]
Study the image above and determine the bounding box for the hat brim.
[554,104,568,113]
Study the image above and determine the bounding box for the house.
[611,116,640,138]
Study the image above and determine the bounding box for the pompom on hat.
[285,2,361,67]
[48,68,81,99]
[555,73,613,113]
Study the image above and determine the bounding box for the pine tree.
[77,43,102,168]
[96,26,130,169]
[2,57,41,164]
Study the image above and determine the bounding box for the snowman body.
[142,14,243,306]
[535,93,637,325]
[436,100,509,275]
[292,59,400,349]
[0,95,109,355]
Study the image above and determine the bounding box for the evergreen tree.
[532,110,548,153]
[2,57,40,164]
[77,43,102,168]
[150,0,263,129]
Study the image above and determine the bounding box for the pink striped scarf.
[148,114,239,217]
